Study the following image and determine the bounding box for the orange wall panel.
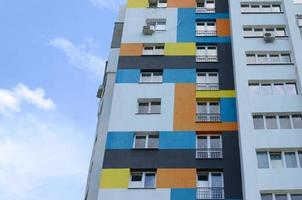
[157,168,196,188]
[173,84,238,131]
[168,0,196,8]
[217,19,231,37]
[120,43,143,56]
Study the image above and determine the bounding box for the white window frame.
[196,135,223,159]
[196,21,217,36]
[197,101,220,114]
[140,71,163,83]
[196,72,219,90]
[252,113,302,130]
[137,99,161,114]
[240,3,282,13]
[129,171,157,189]
[248,81,298,96]
[298,15,302,27]
[196,45,218,62]
[261,193,302,200]
[149,0,167,8]
[196,0,215,13]
[143,44,165,55]
[133,132,159,149]
[243,26,287,37]
[246,52,292,65]
[146,19,166,31]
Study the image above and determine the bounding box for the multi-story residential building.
[229,0,302,200]
[86,0,302,200]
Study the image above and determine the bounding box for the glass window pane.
[261,194,273,200]
[144,173,155,188]
[275,194,287,200]
[261,83,272,95]
[272,4,281,12]
[270,152,283,168]
[292,114,302,128]
[198,102,208,113]
[249,83,261,95]
[272,83,285,95]
[299,152,302,168]
[135,136,146,148]
[253,115,265,129]
[254,28,264,36]
[246,54,256,64]
[197,136,208,148]
[280,54,291,63]
[211,173,223,187]
[265,116,278,129]
[148,135,159,148]
[270,54,280,63]
[209,102,220,113]
[285,152,298,168]
[257,152,269,168]
[276,28,286,37]
[258,55,268,63]
[279,115,292,129]
[285,83,297,95]
[210,136,221,148]
[141,72,152,82]
[138,102,149,113]
[291,194,302,200]
[150,102,161,113]
[131,173,143,181]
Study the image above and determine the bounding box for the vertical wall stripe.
[170,188,196,200]
[221,98,237,122]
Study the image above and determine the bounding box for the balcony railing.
[196,83,219,91]
[196,148,223,159]
[196,187,224,199]
[196,7,215,13]
[196,113,221,122]
[196,55,218,63]
[196,30,217,37]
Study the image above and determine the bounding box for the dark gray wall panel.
[216,0,229,13]
[111,22,124,48]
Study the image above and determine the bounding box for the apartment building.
[229,0,302,200]
[85,0,243,200]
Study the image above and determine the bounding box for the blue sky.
[0,0,124,199]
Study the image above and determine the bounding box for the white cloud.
[0,84,56,115]
[0,113,90,200]
[49,37,105,77]
[90,0,125,10]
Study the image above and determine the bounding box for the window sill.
[243,36,288,39]
[136,113,161,115]
[247,63,295,66]
[241,12,284,14]
[139,82,163,84]
[141,54,165,56]
[132,148,159,150]
[195,157,223,160]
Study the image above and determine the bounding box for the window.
[253,113,302,130]
[196,172,224,199]
[138,99,161,114]
[298,15,302,27]
[249,82,298,96]
[241,3,282,13]
[196,21,217,36]
[285,152,298,168]
[143,44,164,55]
[257,152,269,168]
[291,195,302,200]
[149,0,167,8]
[270,152,283,168]
[134,133,159,149]
[140,70,163,83]
[261,194,273,200]
[129,171,156,188]
[146,19,166,31]
[243,26,286,37]
[246,52,292,65]
[253,115,265,129]
[262,193,302,200]
[196,0,215,13]
[299,152,302,167]
[196,45,218,62]
[196,135,222,159]
[196,72,219,90]
[275,195,287,200]
[196,102,220,122]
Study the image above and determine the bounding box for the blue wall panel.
[106,132,134,149]
[163,69,196,83]
[170,188,196,200]
[177,8,230,43]
[160,131,196,149]
[221,98,237,122]
[116,69,140,83]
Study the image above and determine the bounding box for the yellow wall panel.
[100,169,130,188]
[127,0,149,8]
[196,90,236,99]
[165,43,196,56]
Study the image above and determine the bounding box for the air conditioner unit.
[264,32,275,43]
[143,25,155,35]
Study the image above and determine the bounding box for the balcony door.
[196,72,219,90]
[197,172,224,199]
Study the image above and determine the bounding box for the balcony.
[196,83,219,91]
[196,148,223,159]
[196,30,217,37]
[196,55,218,63]
[196,187,224,200]
[196,113,221,122]
[196,7,215,13]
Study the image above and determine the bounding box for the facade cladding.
[86,0,302,200]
